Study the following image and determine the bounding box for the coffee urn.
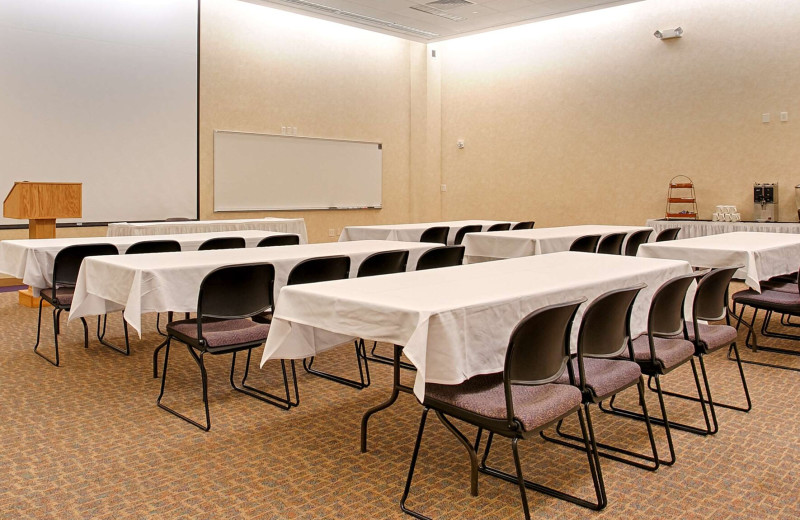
[753,183,778,222]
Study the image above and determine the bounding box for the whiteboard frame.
[213,130,383,212]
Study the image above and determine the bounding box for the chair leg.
[544,378,660,471]
[153,312,175,378]
[95,313,130,355]
[33,298,59,366]
[435,411,479,496]
[601,374,677,466]
[400,407,432,520]
[156,340,211,431]
[301,339,371,389]
[365,340,416,371]
[634,360,715,435]
[80,317,89,348]
[480,410,606,511]
[734,306,800,372]
[230,349,299,409]
[657,346,752,412]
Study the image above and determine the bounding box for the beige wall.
[200,0,438,243]
[437,0,800,226]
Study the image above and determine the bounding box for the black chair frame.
[569,235,601,253]
[541,285,662,472]
[419,226,449,245]
[257,234,300,247]
[287,256,371,390]
[33,243,119,366]
[400,300,606,520]
[453,225,482,246]
[414,245,465,271]
[655,228,681,242]
[596,233,627,255]
[652,268,751,418]
[511,221,535,230]
[198,236,246,251]
[485,223,512,232]
[157,263,298,431]
[624,229,653,256]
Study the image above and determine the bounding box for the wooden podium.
[3,182,82,306]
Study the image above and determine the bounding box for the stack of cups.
[712,205,741,222]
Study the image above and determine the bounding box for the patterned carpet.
[0,283,798,519]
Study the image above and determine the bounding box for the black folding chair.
[655,228,681,242]
[198,236,246,250]
[290,256,371,389]
[257,234,300,247]
[400,299,605,520]
[542,285,661,471]
[596,233,626,255]
[33,243,119,366]
[97,240,183,355]
[486,223,511,232]
[624,230,653,256]
[419,226,449,245]
[415,246,465,270]
[157,263,297,431]
[569,235,601,253]
[355,250,414,371]
[453,225,482,245]
[512,221,535,230]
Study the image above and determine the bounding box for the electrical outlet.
[328,228,335,237]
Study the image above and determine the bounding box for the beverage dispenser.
[753,183,778,222]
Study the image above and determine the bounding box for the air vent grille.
[410,5,466,22]
[426,0,474,9]
[274,0,440,39]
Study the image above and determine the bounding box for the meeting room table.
[461,224,654,263]
[259,251,693,450]
[0,230,289,293]
[637,231,800,291]
[339,220,516,245]
[106,217,309,243]
[68,240,437,335]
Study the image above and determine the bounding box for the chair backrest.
[52,244,119,288]
[198,236,246,251]
[125,240,181,255]
[419,226,449,245]
[165,217,191,222]
[647,273,696,337]
[486,223,512,232]
[287,255,351,286]
[655,228,681,242]
[197,263,275,320]
[511,221,535,230]
[257,234,300,247]
[624,229,653,256]
[415,245,465,271]
[693,266,739,321]
[453,225,482,245]
[502,299,586,423]
[357,250,409,278]
[577,285,645,359]
[569,234,601,253]
[596,232,627,255]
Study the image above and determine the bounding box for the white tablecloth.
[638,231,800,291]
[339,220,515,245]
[0,230,286,291]
[645,219,800,239]
[260,252,693,399]
[68,240,436,335]
[107,217,308,243]
[462,225,654,263]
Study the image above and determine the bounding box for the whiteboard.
[0,0,197,225]
[213,131,382,211]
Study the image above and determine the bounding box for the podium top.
[3,182,82,220]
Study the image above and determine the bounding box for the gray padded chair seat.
[169,318,270,349]
[556,358,641,400]
[629,334,695,371]
[734,288,800,314]
[684,322,738,351]
[425,373,582,432]
[40,287,75,305]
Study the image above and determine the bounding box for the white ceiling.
[251,0,644,42]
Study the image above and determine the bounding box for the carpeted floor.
[0,284,798,519]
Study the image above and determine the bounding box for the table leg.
[360,344,413,453]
